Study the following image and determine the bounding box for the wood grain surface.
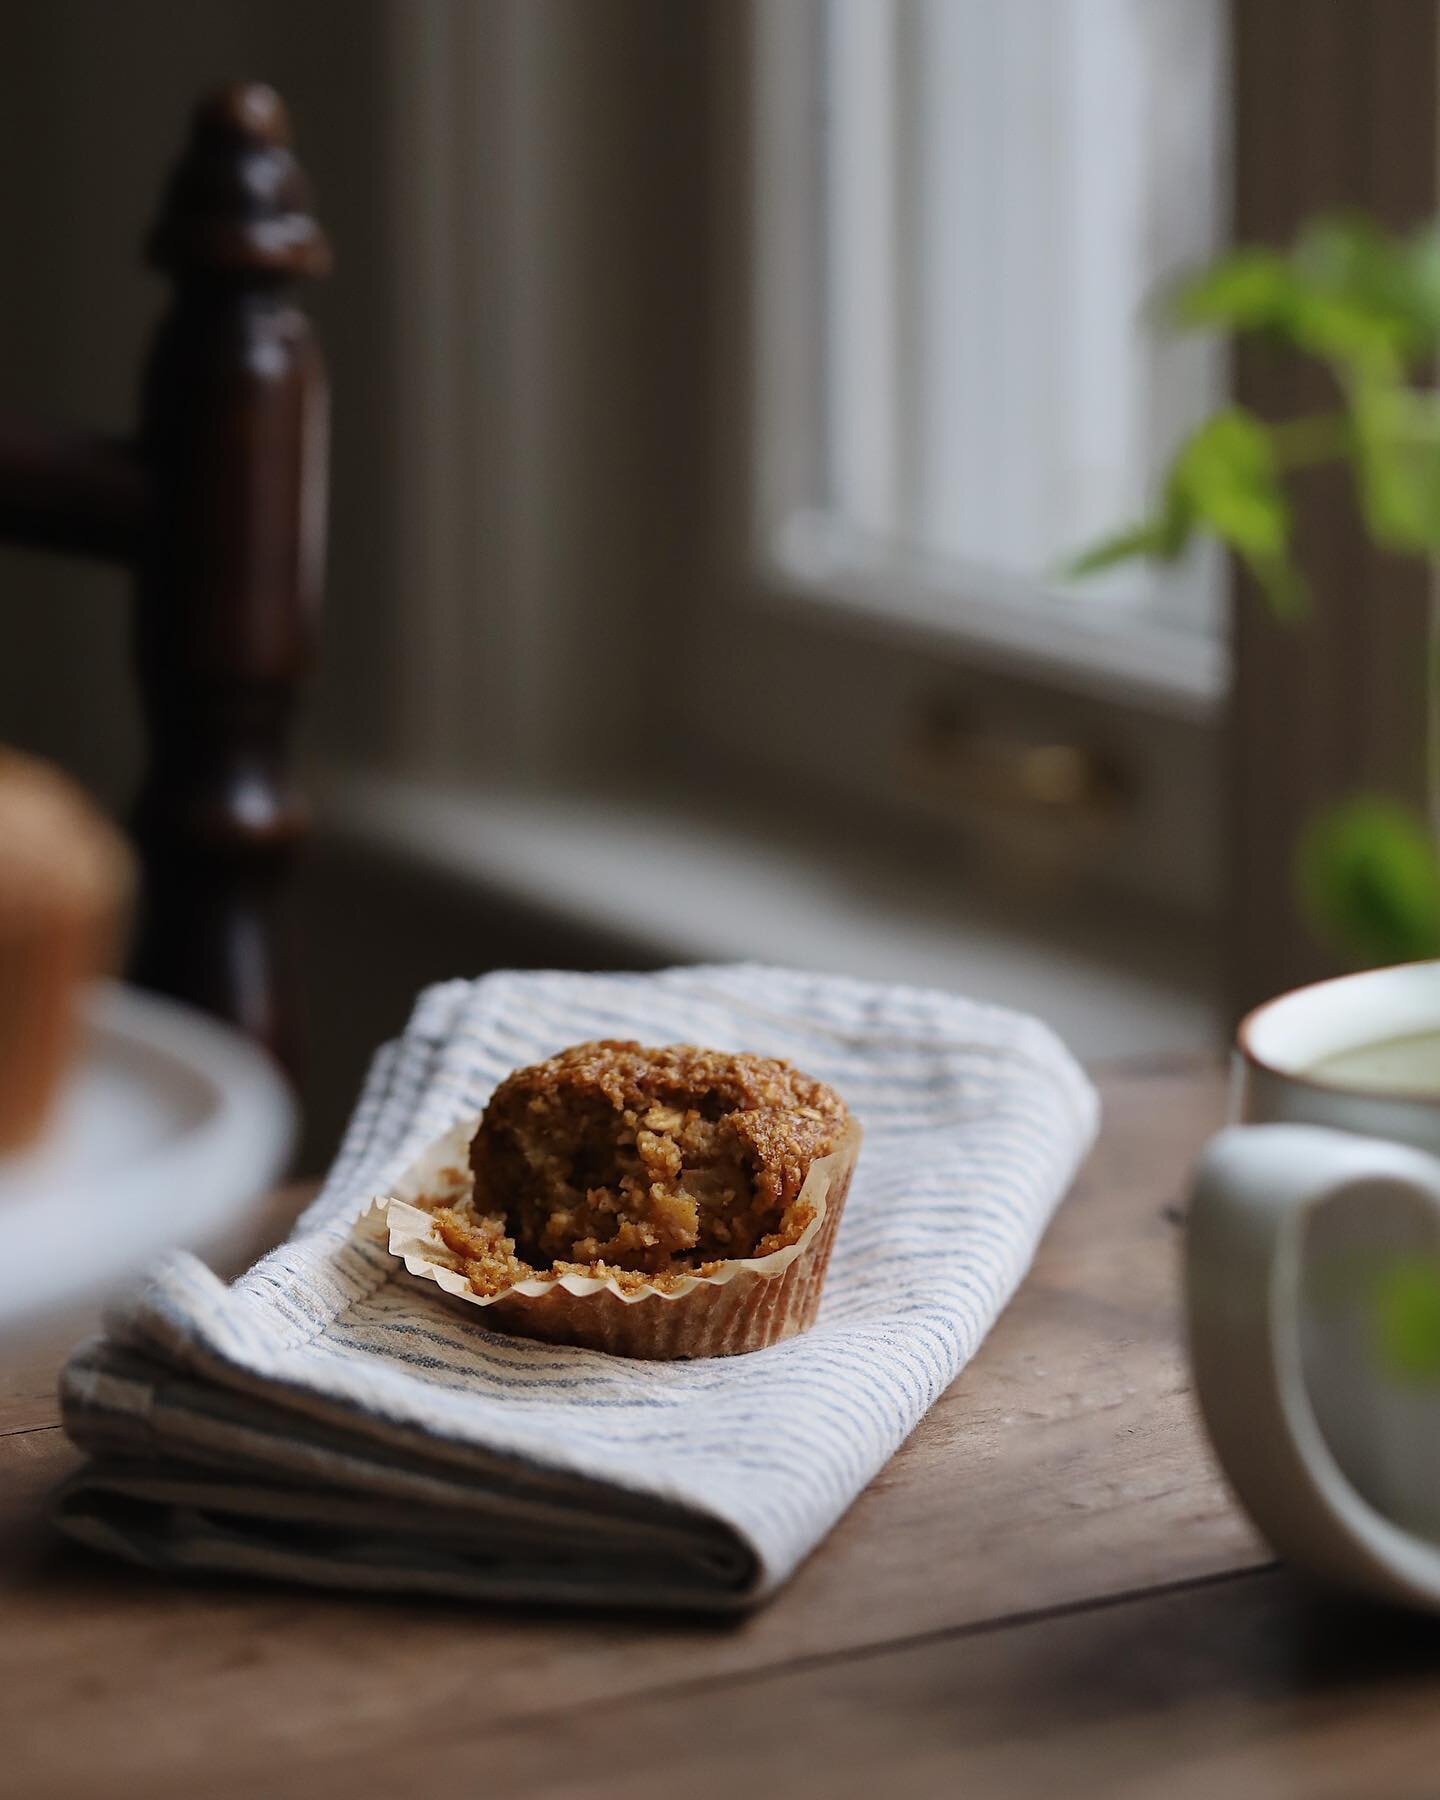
[8,1062,1421,1800]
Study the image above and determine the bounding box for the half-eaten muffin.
[398,1039,861,1358]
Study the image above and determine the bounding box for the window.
[756,0,1230,697]
[685,0,1232,921]
[348,1,1234,956]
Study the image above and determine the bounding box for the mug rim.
[1237,959,1440,1105]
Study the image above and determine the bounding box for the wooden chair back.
[0,83,328,1075]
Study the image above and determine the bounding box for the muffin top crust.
[429,1039,848,1297]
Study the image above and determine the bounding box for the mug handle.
[1188,1123,1440,1610]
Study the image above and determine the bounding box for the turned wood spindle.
[129,83,330,1074]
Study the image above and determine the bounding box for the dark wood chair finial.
[148,82,331,282]
[201,80,293,144]
[129,82,330,1073]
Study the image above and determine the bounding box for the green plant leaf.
[1170,409,1284,551]
[1073,215,1440,618]
[1155,481,1196,560]
[1300,797,1440,967]
[1346,373,1440,552]
[1168,408,1304,612]
[1402,224,1440,330]
[1169,247,1297,332]
[1063,521,1174,580]
[1064,411,1303,608]
[1375,1258,1440,1382]
[1288,217,1420,367]
[1171,215,1440,375]
[1298,215,1440,359]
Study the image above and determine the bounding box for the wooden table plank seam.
[498,1561,1288,1727]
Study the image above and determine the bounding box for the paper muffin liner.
[375,1115,862,1359]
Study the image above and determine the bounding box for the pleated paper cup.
[378,1115,862,1359]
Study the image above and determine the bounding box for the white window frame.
[682,0,1229,920]
[752,0,1229,713]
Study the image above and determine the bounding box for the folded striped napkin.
[57,964,1098,1610]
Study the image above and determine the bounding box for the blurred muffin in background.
[0,750,134,1154]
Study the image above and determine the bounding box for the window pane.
[777,0,1229,634]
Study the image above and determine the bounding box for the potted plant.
[1075,213,1440,966]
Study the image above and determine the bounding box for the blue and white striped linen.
[56,964,1098,1610]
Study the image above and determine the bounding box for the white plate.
[0,982,297,1336]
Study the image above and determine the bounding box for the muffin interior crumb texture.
[431,1040,848,1297]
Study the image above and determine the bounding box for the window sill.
[318,770,1218,1064]
[760,516,1229,725]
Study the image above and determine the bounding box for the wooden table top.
[6,1057,1439,1799]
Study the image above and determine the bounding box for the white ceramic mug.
[1188,961,1440,1610]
